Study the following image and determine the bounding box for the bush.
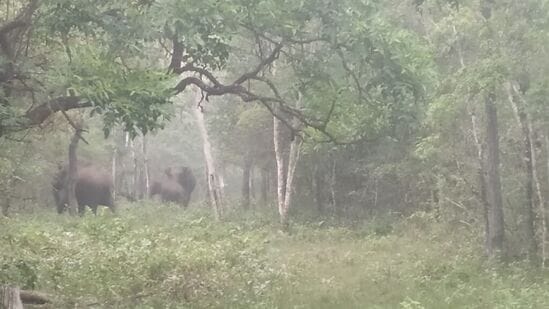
[1,204,549,308]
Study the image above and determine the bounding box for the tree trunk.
[484,90,505,258]
[273,109,287,227]
[204,166,211,206]
[330,157,338,216]
[261,168,268,205]
[529,121,547,267]
[250,166,255,200]
[67,127,81,216]
[280,133,303,230]
[506,82,538,262]
[241,155,252,209]
[1,286,23,309]
[111,145,117,201]
[544,133,549,266]
[471,110,491,253]
[312,164,324,214]
[193,90,223,220]
[510,82,548,267]
[1,285,51,308]
[130,138,138,200]
[1,195,8,217]
[142,134,150,198]
[273,93,304,231]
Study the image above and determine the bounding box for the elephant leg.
[183,190,193,208]
[57,203,66,214]
[182,193,191,208]
[78,204,86,216]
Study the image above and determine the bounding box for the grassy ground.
[1,203,549,308]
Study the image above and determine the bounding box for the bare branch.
[174,64,223,87]
[233,44,282,85]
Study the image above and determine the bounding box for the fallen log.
[1,285,51,309]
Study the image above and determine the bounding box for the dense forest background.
[1,0,549,307]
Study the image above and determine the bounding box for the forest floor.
[1,203,549,308]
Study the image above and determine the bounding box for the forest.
[1,0,549,308]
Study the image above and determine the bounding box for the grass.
[1,203,549,308]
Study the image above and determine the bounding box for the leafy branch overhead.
[0,0,428,143]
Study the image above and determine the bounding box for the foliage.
[2,206,549,307]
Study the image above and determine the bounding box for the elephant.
[150,166,196,208]
[52,162,115,215]
[150,179,184,203]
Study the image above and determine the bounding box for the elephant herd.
[52,162,196,215]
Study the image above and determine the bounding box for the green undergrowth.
[1,203,549,308]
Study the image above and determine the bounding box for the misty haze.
[0,0,548,308]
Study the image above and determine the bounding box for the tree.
[192,91,224,219]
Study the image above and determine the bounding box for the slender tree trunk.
[274,113,286,212]
[250,166,255,200]
[313,164,325,214]
[280,132,302,230]
[544,133,549,266]
[530,121,546,267]
[204,166,211,206]
[506,82,538,262]
[142,134,150,197]
[241,155,252,209]
[193,90,223,220]
[260,168,268,205]
[1,193,9,217]
[218,164,226,202]
[123,132,129,198]
[510,82,548,266]
[471,111,491,252]
[273,109,287,226]
[274,94,304,231]
[484,91,505,258]
[111,145,117,201]
[129,138,138,200]
[330,157,338,215]
[518,89,547,268]
[373,176,379,210]
[66,127,81,216]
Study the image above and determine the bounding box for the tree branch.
[23,96,91,127]
[233,44,282,85]
[59,108,89,145]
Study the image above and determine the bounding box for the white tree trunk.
[280,133,302,229]
[111,145,117,200]
[506,81,538,261]
[142,134,150,197]
[193,90,223,219]
[273,93,303,231]
[67,128,81,216]
[273,110,287,225]
[130,138,138,200]
[510,82,548,266]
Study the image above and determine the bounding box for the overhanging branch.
[24,96,91,126]
[0,96,92,138]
